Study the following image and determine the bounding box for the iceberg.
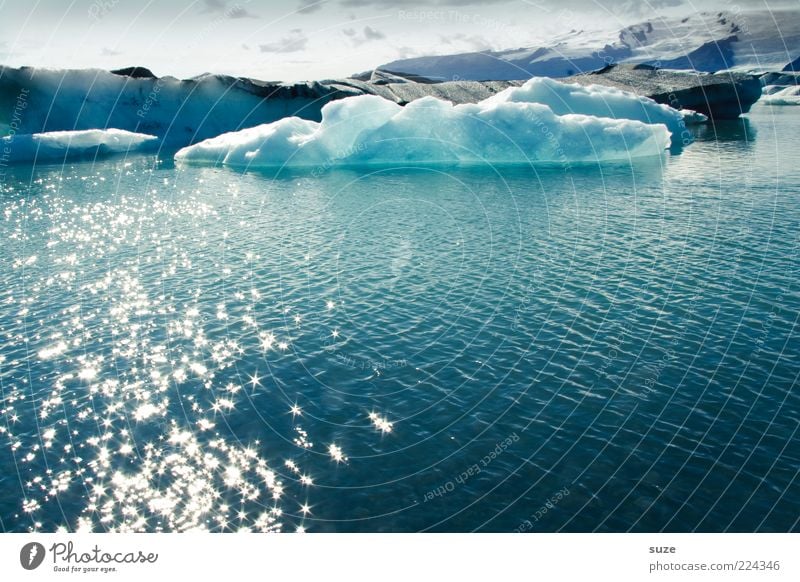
[0,66,362,148]
[1,65,718,153]
[483,77,705,139]
[1,129,157,164]
[175,78,675,169]
[567,65,761,120]
[761,85,800,105]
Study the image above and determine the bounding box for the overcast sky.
[0,0,794,81]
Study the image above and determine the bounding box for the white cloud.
[297,0,326,14]
[260,29,309,53]
[345,25,387,46]
[363,26,385,40]
[200,0,258,19]
[439,33,493,51]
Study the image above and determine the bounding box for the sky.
[0,0,795,81]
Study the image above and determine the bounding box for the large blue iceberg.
[175,78,700,169]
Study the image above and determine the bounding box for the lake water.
[0,105,798,532]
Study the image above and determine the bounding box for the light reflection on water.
[0,163,318,532]
[0,107,799,532]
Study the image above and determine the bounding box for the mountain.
[784,55,800,73]
[378,10,800,81]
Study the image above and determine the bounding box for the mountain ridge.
[377,10,800,81]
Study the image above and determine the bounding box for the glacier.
[175,79,677,169]
[0,129,157,164]
[0,67,356,148]
[379,9,800,80]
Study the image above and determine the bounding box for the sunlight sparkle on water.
[0,174,329,532]
[328,444,347,463]
[368,412,394,434]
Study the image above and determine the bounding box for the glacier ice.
[1,129,157,164]
[0,67,351,147]
[761,85,800,105]
[484,77,706,137]
[175,78,677,169]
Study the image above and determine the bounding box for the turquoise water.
[0,106,798,532]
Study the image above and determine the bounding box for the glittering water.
[1,106,799,532]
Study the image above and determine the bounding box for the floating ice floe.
[175,78,692,169]
[1,128,157,164]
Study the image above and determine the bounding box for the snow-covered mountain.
[378,10,800,81]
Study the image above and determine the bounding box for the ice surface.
[484,77,706,136]
[1,129,157,164]
[175,78,680,169]
[761,85,800,105]
[0,67,352,147]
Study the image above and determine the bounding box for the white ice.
[761,85,800,105]
[0,68,314,147]
[484,77,706,134]
[1,129,157,163]
[175,78,676,169]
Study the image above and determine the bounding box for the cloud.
[332,0,692,24]
[260,29,309,53]
[340,0,511,6]
[227,5,259,19]
[200,0,259,19]
[336,0,686,10]
[101,47,122,56]
[200,0,227,12]
[363,26,385,40]
[393,45,420,59]
[0,40,19,59]
[345,25,387,45]
[439,33,493,51]
[297,0,326,14]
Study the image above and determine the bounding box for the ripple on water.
[1,111,800,532]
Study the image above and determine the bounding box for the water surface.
[0,106,798,532]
